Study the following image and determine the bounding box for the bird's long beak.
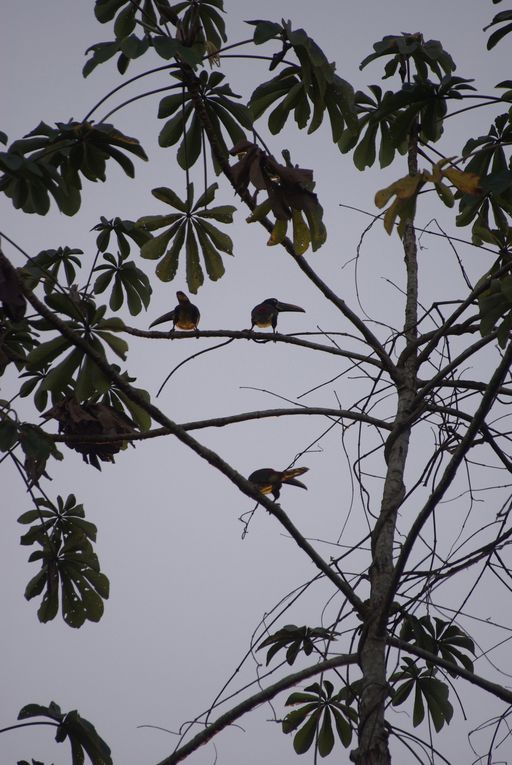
[282,478,308,490]
[275,301,305,314]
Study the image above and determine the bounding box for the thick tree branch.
[154,652,359,765]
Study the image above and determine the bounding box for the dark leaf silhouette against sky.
[2,2,512,764]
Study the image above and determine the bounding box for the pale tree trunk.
[353,135,419,765]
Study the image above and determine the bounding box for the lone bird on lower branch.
[250,298,305,334]
[248,466,309,500]
[149,291,200,331]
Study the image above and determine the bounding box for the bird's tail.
[149,310,175,329]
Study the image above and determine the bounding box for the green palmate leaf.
[0,418,18,451]
[152,186,189,211]
[26,336,71,371]
[247,19,283,45]
[158,92,192,119]
[92,251,151,315]
[42,348,83,395]
[282,703,319,734]
[413,683,425,727]
[108,384,151,432]
[19,701,112,765]
[177,113,203,170]
[193,222,225,281]
[317,708,335,757]
[195,217,233,254]
[185,223,204,293]
[293,710,320,754]
[140,225,180,261]
[155,223,186,282]
[1,120,147,216]
[332,708,352,748]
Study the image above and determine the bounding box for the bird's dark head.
[262,298,279,307]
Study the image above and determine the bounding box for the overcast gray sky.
[2,3,512,764]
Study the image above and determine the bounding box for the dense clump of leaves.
[400,614,476,674]
[247,19,357,141]
[158,70,252,172]
[232,141,325,252]
[85,0,226,75]
[0,121,147,215]
[44,397,138,469]
[22,294,128,408]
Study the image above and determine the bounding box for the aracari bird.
[248,466,309,500]
[250,298,305,334]
[149,291,200,331]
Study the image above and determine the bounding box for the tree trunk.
[353,136,419,765]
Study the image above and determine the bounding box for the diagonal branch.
[388,636,512,705]
[154,652,359,765]
[3,249,363,614]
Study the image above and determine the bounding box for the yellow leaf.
[425,157,456,184]
[375,174,422,209]
[434,181,454,207]
[267,219,288,246]
[444,168,481,195]
[292,210,310,255]
[383,199,400,235]
[246,197,272,223]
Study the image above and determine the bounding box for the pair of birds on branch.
[149,290,305,334]
[149,291,309,502]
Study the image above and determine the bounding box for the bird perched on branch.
[149,291,200,331]
[250,298,305,334]
[248,467,309,500]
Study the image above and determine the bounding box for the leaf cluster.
[158,70,251,172]
[0,121,147,216]
[85,0,226,76]
[257,624,338,666]
[283,680,356,756]
[0,413,63,487]
[232,141,325,253]
[341,75,475,172]
[137,182,234,292]
[390,657,453,732]
[21,294,128,407]
[19,495,110,627]
[18,700,112,765]
[248,19,356,142]
[400,614,475,675]
[44,397,139,469]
